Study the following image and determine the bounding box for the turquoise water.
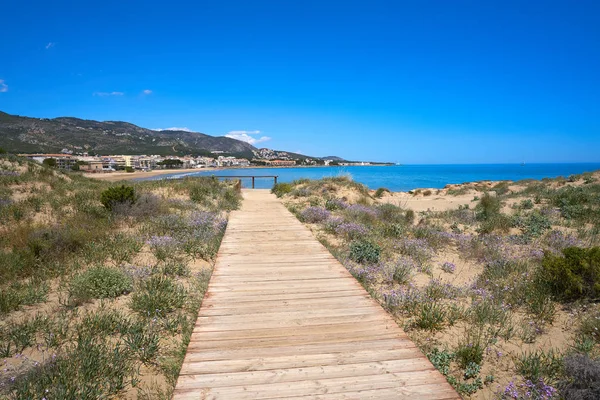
[143,163,600,192]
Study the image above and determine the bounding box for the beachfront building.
[217,156,251,167]
[132,156,155,170]
[266,159,296,166]
[78,161,104,172]
[195,156,218,168]
[19,153,77,170]
[339,161,372,166]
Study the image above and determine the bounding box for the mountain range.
[0,111,337,161]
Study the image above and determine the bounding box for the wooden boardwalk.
[173,190,458,399]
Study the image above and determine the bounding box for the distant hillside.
[0,111,256,158]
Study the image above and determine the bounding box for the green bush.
[42,158,57,168]
[130,275,187,317]
[188,177,220,203]
[349,239,380,264]
[10,335,134,399]
[69,266,133,304]
[405,209,415,224]
[271,182,293,197]
[478,213,512,234]
[376,203,405,224]
[520,199,534,209]
[540,247,600,301]
[0,279,49,314]
[491,182,510,196]
[219,187,241,210]
[455,329,485,368]
[515,349,563,384]
[100,185,136,211]
[414,302,446,331]
[374,187,390,198]
[476,193,501,220]
[551,185,600,222]
[516,210,552,238]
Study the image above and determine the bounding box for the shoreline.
[86,167,600,209]
[84,164,350,182]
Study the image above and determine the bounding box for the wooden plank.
[179,349,428,375]
[191,321,401,340]
[177,370,448,399]
[186,331,408,349]
[173,190,458,399]
[183,339,415,362]
[202,289,367,303]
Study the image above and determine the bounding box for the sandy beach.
[84,165,336,182]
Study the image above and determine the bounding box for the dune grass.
[0,156,240,398]
[278,172,600,399]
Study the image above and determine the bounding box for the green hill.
[0,111,256,157]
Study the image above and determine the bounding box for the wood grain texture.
[173,190,458,399]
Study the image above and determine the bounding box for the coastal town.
[17,147,376,173]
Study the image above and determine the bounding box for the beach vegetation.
[271,182,293,197]
[349,239,380,264]
[68,266,133,305]
[42,157,57,168]
[325,197,348,210]
[275,171,600,398]
[100,184,136,210]
[540,247,600,301]
[374,187,390,198]
[0,156,238,397]
[300,206,330,223]
[404,209,415,224]
[130,275,187,318]
[559,354,600,399]
[515,349,564,384]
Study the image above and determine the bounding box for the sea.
[141,163,600,192]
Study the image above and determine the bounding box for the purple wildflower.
[503,381,519,399]
[325,198,348,210]
[335,222,369,240]
[394,238,434,265]
[300,206,330,223]
[441,261,456,274]
[122,264,154,281]
[146,235,178,248]
[345,204,378,218]
[545,230,581,253]
[189,211,217,229]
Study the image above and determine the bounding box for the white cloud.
[142,89,152,95]
[45,42,55,49]
[0,80,7,93]
[93,91,124,96]
[228,130,261,135]
[153,127,193,132]
[225,130,271,145]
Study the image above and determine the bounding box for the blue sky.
[0,0,599,163]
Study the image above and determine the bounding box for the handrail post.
[274,176,278,185]
[252,176,255,189]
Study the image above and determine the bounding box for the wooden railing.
[209,175,279,189]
